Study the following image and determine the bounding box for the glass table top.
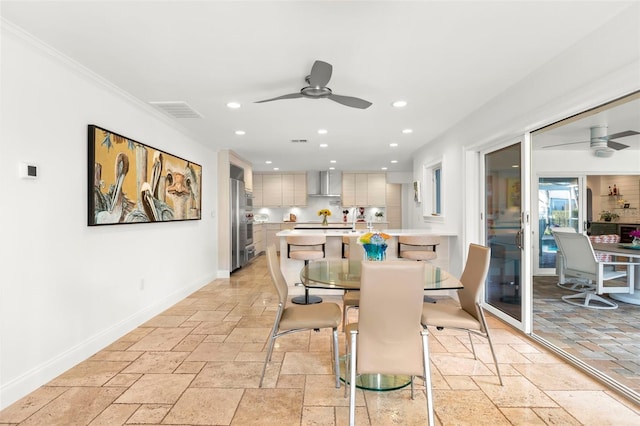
[300,259,462,291]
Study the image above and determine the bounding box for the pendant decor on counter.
[359,232,391,261]
[318,208,331,226]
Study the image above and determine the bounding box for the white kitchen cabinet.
[367,173,386,206]
[252,174,263,207]
[253,223,264,254]
[229,152,252,192]
[342,172,387,207]
[255,172,307,207]
[293,173,307,206]
[342,173,356,206]
[262,174,283,207]
[355,174,369,206]
[386,183,402,228]
[281,174,294,206]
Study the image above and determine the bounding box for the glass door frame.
[480,134,532,333]
[532,174,587,275]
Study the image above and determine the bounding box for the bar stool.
[398,235,441,303]
[342,235,350,258]
[287,235,326,305]
[398,235,440,261]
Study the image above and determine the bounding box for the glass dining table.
[300,259,463,391]
[301,259,463,292]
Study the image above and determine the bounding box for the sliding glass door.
[484,143,524,322]
[534,177,585,275]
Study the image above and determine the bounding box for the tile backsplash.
[254,197,385,223]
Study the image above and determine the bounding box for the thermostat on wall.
[19,162,38,179]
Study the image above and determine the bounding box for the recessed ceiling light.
[329,167,335,170]
[273,167,279,171]
[402,129,413,134]
[226,102,241,109]
[318,129,328,135]
[330,160,337,164]
[389,143,398,147]
[265,160,272,164]
[390,160,398,164]
[235,130,245,135]
[392,100,407,108]
[319,143,328,148]
[512,164,520,168]
[381,167,388,170]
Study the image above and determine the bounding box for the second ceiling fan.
[544,125,639,157]
[255,60,372,109]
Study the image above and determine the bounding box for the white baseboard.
[0,276,212,410]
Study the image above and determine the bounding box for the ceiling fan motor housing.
[589,125,608,150]
[301,85,332,98]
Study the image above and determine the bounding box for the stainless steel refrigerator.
[230,178,246,271]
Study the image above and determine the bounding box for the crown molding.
[1,18,202,142]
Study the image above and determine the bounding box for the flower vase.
[322,215,328,226]
[363,243,387,261]
[633,237,640,247]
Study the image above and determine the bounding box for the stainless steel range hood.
[307,170,342,197]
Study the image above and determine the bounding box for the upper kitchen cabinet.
[261,174,282,207]
[342,172,386,207]
[252,174,263,207]
[282,173,307,206]
[255,172,307,207]
[229,151,252,192]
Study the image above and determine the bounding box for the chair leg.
[562,292,618,310]
[342,305,358,332]
[332,327,340,389]
[477,305,503,386]
[349,331,357,426]
[467,331,477,360]
[410,376,415,399]
[259,334,277,388]
[420,330,435,426]
[342,302,348,332]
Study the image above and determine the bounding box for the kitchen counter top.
[276,228,458,237]
[591,220,640,225]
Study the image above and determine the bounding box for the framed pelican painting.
[88,125,202,226]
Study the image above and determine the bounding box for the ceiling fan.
[543,125,639,157]
[255,60,372,109]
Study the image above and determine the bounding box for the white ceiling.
[2,1,637,172]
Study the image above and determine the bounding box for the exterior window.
[422,160,444,219]
[433,166,441,215]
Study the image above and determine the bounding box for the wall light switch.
[19,162,38,179]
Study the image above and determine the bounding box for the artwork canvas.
[507,178,521,209]
[88,125,202,226]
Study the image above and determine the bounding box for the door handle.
[515,229,523,250]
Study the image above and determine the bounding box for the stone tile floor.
[1,256,639,425]
[532,276,640,396]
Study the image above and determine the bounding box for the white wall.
[0,24,218,408]
[410,4,640,277]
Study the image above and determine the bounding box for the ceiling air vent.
[149,101,203,119]
[291,139,308,143]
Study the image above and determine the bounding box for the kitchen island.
[275,228,457,295]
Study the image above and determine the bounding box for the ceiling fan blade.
[607,140,630,150]
[328,94,372,109]
[308,60,332,87]
[542,140,588,149]
[254,93,303,103]
[599,130,639,140]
